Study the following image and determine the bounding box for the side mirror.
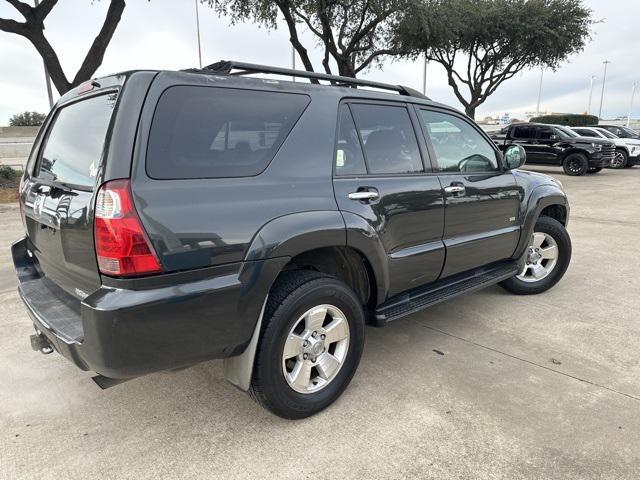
[504,144,526,170]
[550,134,558,141]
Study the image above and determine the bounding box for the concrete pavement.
[1,165,639,479]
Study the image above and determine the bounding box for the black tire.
[249,270,365,419]
[500,216,571,295]
[562,153,588,176]
[611,149,628,169]
[587,167,603,174]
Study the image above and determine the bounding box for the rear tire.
[587,167,603,174]
[500,216,571,295]
[611,149,628,169]
[562,153,589,176]
[249,271,365,419]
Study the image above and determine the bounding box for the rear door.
[507,125,542,163]
[332,101,445,298]
[417,108,520,278]
[21,92,118,298]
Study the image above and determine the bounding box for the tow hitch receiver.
[30,332,53,354]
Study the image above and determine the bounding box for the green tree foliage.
[396,0,593,118]
[206,0,415,77]
[530,113,598,126]
[9,111,46,126]
[0,0,126,95]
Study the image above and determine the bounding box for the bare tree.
[206,0,414,77]
[0,0,126,95]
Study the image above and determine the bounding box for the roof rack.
[184,60,430,100]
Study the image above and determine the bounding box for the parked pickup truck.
[13,61,572,419]
[490,123,615,176]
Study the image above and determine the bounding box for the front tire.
[611,149,628,169]
[500,216,571,295]
[562,153,589,176]
[249,271,365,419]
[587,167,603,174]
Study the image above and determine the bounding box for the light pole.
[194,0,203,68]
[422,55,428,96]
[536,69,544,116]
[587,75,596,115]
[598,60,610,119]
[34,0,53,108]
[628,81,638,127]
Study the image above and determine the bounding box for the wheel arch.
[513,184,569,261]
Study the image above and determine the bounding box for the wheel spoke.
[305,306,327,331]
[316,352,340,380]
[532,232,546,248]
[323,316,349,344]
[283,334,304,359]
[289,360,312,390]
[540,245,558,260]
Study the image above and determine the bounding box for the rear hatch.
[20,91,118,299]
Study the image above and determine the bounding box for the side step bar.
[374,262,518,326]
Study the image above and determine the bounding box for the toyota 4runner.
[13,61,572,418]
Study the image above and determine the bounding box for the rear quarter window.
[147,86,310,179]
[36,93,117,189]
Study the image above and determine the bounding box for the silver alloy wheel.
[611,151,626,168]
[516,231,559,283]
[282,304,350,394]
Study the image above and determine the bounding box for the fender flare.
[224,210,390,390]
[513,184,569,260]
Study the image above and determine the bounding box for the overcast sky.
[1,0,638,125]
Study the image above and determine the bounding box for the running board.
[374,262,518,326]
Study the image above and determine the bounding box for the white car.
[571,126,640,169]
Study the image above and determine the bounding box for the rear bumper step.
[375,261,518,326]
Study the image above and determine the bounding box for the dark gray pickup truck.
[13,61,571,418]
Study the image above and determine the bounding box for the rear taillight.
[94,179,162,277]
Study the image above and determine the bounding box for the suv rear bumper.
[12,237,268,379]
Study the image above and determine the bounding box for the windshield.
[620,126,640,138]
[556,126,578,138]
[594,128,617,139]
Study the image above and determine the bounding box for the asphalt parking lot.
[1,165,639,480]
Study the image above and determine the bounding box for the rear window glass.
[37,93,116,188]
[147,86,310,179]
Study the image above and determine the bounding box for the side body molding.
[513,183,569,260]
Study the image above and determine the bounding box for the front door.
[417,108,521,278]
[332,102,445,298]
[534,125,561,164]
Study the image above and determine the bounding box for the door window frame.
[332,98,435,178]
[413,105,506,175]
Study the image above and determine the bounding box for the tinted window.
[512,125,536,139]
[420,110,498,173]
[350,104,423,174]
[37,93,116,188]
[147,86,310,179]
[538,127,556,140]
[574,128,595,137]
[335,105,367,175]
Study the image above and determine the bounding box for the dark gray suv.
[13,61,572,418]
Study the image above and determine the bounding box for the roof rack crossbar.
[196,60,429,100]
